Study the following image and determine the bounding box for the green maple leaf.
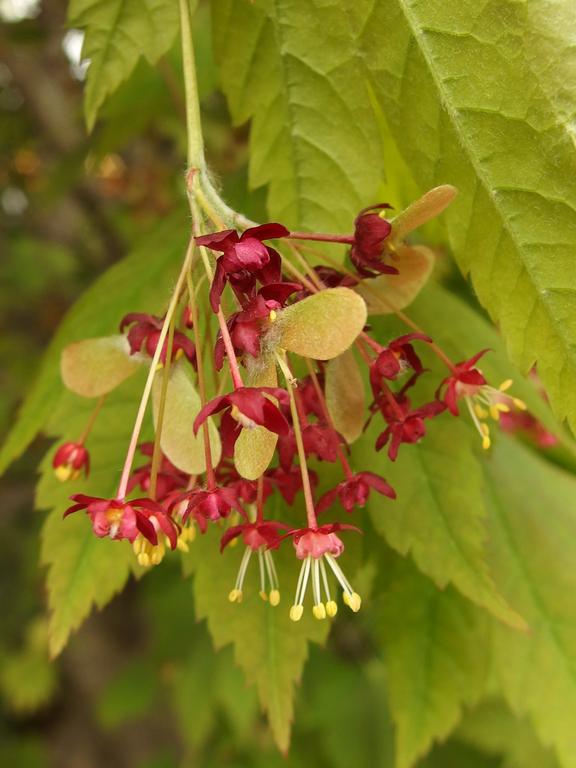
[187,525,329,752]
[373,553,489,768]
[69,0,184,129]
[484,437,576,768]
[365,0,576,432]
[37,380,148,657]
[212,0,384,231]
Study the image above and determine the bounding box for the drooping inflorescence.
[55,184,543,622]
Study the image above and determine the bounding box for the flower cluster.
[56,186,542,624]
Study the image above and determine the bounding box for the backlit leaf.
[325,348,365,443]
[234,356,278,480]
[366,0,576,433]
[277,288,367,361]
[69,0,183,128]
[61,335,142,398]
[187,525,329,751]
[37,377,149,657]
[374,554,489,768]
[152,361,221,475]
[361,415,525,629]
[354,245,435,316]
[213,0,384,231]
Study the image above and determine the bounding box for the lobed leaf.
[187,525,329,752]
[483,437,576,768]
[365,0,576,433]
[69,0,183,129]
[374,554,489,768]
[37,378,148,657]
[361,415,525,628]
[212,0,384,232]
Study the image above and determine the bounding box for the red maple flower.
[65,494,178,549]
[264,465,317,505]
[196,223,290,311]
[175,485,242,523]
[222,520,289,605]
[215,461,265,505]
[369,333,431,392]
[214,282,301,369]
[350,204,397,277]
[120,313,196,366]
[278,423,341,470]
[220,520,288,552]
[437,350,490,417]
[437,350,526,449]
[52,441,90,481]
[194,387,290,436]
[317,471,396,514]
[375,395,445,461]
[285,523,361,621]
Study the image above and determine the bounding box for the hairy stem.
[179,0,204,169]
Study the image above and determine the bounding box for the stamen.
[290,556,311,621]
[258,548,267,601]
[466,397,490,448]
[311,560,326,620]
[320,559,338,618]
[229,546,252,602]
[264,551,280,606]
[324,553,355,598]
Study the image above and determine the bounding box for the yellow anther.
[269,590,280,607]
[489,405,501,421]
[313,603,327,620]
[289,605,304,622]
[499,379,513,392]
[474,404,488,419]
[326,600,338,618]
[133,539,143,555]
[177,538,190,553]
[269,310,277,322]
[175,348,184,361]
[259,590,269,602]
[343,592,362,613]
[229,589,243,603]
[54,465,77,482]
[138,552,151,567]
[513,398,527,411]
